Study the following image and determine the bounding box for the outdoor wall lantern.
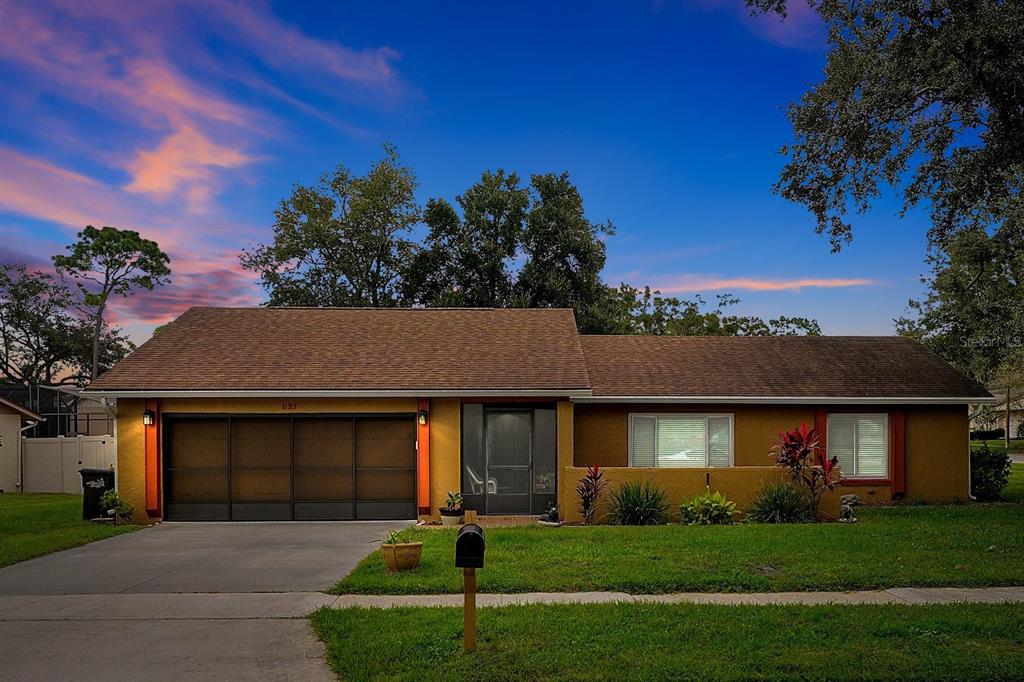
[418,409,428,425]
[142,409,155,426]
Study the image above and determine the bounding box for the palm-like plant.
[576,465,608,525]
[770,421,840,519]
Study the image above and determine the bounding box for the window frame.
[826,412,889,480]
[627,413,735,468]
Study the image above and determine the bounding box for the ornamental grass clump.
[576,465,609,525]
[747,482,814,524]
[679,488,736,525]
[607,480,670,525]
[770,421,839,520]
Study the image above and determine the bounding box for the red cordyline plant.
[576,465,609,525]
[770,421,840,519]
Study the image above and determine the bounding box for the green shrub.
[747,482,813,523]
[971,428,1005,440]
[971,442,1012,501]
[679,488,736,525]
[99,490,134,524]
[607,481,670,525]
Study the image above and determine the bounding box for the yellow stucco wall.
[426,397,461,519]
[116,396,970,524]
[156,397,417,414]
[568,401,971,511]
[904,404,970,502]
[115,398,149,521]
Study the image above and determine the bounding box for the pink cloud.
[0,146,265,338]
[0,1,411,342]
[109,268,261,326]
[216,0,402,90]
[0,0,406,213]
[650,275,875,293]
[124,125,253,210]
[0,149,149,228]
[694,0,825,50]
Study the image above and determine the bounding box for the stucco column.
[556,400,574,517]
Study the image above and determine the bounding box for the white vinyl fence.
[21,435,116,494]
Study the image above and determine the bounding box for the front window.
[629,414,733,468]
[827,414,888,478]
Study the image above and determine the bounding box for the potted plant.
[100,490,134,525]
[439,491,463,527]
[381,528,423,572]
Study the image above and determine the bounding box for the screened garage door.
[164,415,416,521]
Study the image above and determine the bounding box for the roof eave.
[0,395,45,421]
[573,395,996,405]
[82,388,594,399]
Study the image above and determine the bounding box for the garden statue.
[839,494,860,523]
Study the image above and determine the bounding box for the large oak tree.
[751,0,1023,374]
[241,144,419,308]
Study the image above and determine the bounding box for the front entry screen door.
[484,411,533,514]
[462,404,557,516]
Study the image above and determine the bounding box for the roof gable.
[89,307,591,393]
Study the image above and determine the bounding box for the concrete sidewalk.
[2,586,1023,622]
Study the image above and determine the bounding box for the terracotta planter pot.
[382,542,423,572]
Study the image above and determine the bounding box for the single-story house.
[972,391,1023,440]
[83,307,994,523]
[0,396,45,493]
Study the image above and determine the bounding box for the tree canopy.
[748,0,1024,251]
[403,170,528,308]
[0,264,133,386]
[897,226,1023,382]
[241,144,419,307]
[53,225,170,381]
[751,0,1023,376]
[603,285,822,336]
[243,147,821,337]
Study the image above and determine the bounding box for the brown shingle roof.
[89,307,591,393]
[580,335,991,399]
[89,307,991,401]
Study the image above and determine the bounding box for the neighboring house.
[0,396,45,493]
[83,307,993,524]
[986,392,1023,440]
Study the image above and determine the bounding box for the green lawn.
[333,504,1024,594]
[973,438,1024,452]
[0,494,137,567]
[1006,464,1024,504]
[313,602,1024,681]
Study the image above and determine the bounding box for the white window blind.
[827,414,888,478]
[631,416,656,467]
[708,416,731,468]
[629,414,733,468]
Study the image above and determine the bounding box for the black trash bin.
[79,468,115,521]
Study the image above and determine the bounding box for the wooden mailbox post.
[454,523,485,652]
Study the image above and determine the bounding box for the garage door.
[164,415,416,521]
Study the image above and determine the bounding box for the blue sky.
[0,0,932,341]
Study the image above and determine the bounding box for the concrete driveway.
[0,520,399,594]
[0,521,407,681]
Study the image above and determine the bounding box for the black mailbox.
[455,523,485,569]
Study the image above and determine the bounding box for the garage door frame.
[162,413,417,521]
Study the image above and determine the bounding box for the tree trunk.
[1006,381,1012,450]
[91,299,106,382]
